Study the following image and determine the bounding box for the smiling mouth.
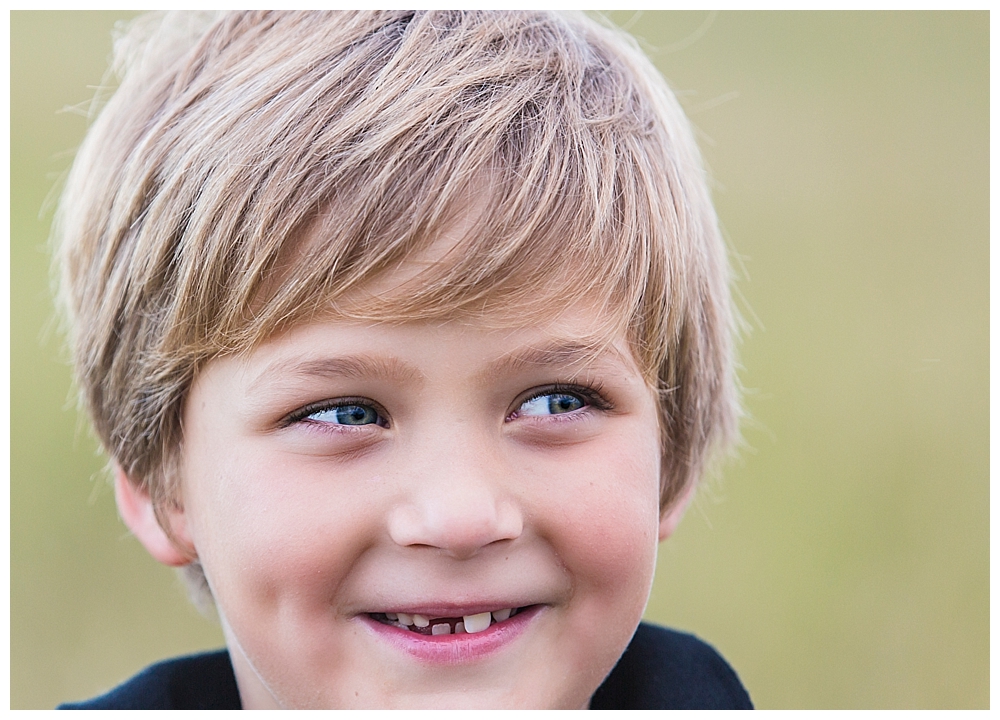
[369,607,528,636]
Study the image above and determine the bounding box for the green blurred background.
[11,11,988,709]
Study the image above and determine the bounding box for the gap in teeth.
[375,608,520,635]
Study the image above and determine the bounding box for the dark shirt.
[59,622,752,709]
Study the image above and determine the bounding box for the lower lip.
[360,606,541,664]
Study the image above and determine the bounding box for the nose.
[387,438,523,559]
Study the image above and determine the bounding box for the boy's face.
[162,306,669,708]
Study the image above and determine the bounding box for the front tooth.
[455,622,466,634]
[396,612,413,626]
[412,614,430,628]
[463,612,492,634]
[385,612,398,621]
[492,608,512,622]
[431,623,451,635]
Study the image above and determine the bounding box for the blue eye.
[306,403,384,426]
[518,392,586,416]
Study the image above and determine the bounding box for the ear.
[114,464,195,567]
[658,483,696,542]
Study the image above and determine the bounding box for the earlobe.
[658,483,696,542]
[114,465,194,567]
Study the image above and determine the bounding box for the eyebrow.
[248,355,424,394]
[246,339,628,396]
[477,340,629,383]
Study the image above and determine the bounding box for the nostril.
[387,497,522,557]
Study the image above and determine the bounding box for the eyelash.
[506,382,612,422]
[282,397,390,429]
[282,382,612,430]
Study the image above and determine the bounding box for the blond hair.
[57,10,739,584]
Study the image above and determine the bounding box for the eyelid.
[509,382,612,419]
[282,397,389,428]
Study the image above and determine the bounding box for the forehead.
[241,199,653,392]
[246,168,650,362]
[181,182,663,434]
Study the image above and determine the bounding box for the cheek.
[182,443,375,615]
[566,463,659,595]
[527,431,662,604]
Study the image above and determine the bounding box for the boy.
[56,11,750,709]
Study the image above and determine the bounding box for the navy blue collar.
[60,622,752,710]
